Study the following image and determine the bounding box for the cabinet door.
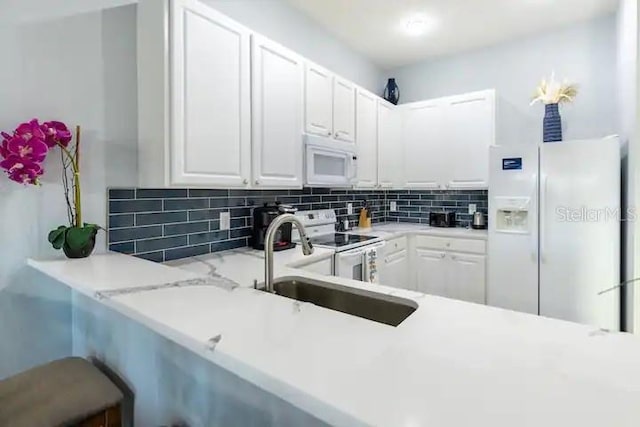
[251,35,303,188]
[379,249,410,289]
[332,77,356,142]
[377,101,404,188]
[170,0,251,187]
[402,100,446,189]
[448,253,486,304]
[445,90,495,189]
[305,63,333,137]
[415,249,448,297]
[355,89,378,188]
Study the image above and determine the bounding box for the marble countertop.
[345,222,488,240]
[27,222,640,427]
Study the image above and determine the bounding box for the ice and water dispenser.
[494,197,530,233]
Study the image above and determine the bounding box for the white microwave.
[304,134,357,187]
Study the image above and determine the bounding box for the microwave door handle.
[349,155,358,182]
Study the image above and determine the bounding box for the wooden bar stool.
[0,357,124,427]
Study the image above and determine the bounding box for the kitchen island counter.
[28,243,640,427]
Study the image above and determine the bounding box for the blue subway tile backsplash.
[107,188,487,262]
[386,189,488,226]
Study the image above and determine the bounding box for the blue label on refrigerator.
[502,158,522,170]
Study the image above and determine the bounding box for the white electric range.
[293,209,385,283]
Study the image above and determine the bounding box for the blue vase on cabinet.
[543,103,562,143]
[383,78,400,105]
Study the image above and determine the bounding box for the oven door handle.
[336,247,365,280]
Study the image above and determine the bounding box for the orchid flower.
[5,134,48,162]
[0,118,72,185]
[15,119,46,142]
[0,156,43,185]
[42,121,72,148]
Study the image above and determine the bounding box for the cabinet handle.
[255,180,260,185]
[327,131,332,136]
[243,179,248,185]
[441,253,446,258]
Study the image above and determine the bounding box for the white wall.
[204,0,385,93]
[388,15,618,146]
[0,4,138,378]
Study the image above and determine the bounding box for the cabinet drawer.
[384,236,407,254]
[415,235,486,254]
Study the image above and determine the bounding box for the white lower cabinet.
[448,253,486,304]
[378,237,410,289]
[415,249,449,297]
[379,234,487,304]
[414,250,486,304]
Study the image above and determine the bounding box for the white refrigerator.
[488,137,620,330]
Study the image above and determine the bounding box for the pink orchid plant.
[1,119,101,258]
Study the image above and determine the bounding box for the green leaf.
[65,226,98,251]
[83,223,103,231]
[48,226,68,250]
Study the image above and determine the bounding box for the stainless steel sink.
[269,276,417,326]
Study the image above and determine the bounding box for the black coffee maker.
[251,203,297,251]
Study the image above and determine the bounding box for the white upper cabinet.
[402,100,446,189]
[304,62,356,144]
[332,77,356,142]
[138,0,493,191]
[355,89,378,188]
[305,63,334,137]
[397,89,495,190]
[170,0,251,187]
[445,90,495,189]
[377,100,404,188]
[251,35,304,188]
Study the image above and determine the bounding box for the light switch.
[347,203,353,215]
[390,201,397,212]
[468,204,477,214]
[220,212,231,230]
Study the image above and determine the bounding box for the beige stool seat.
[0,357,123,427]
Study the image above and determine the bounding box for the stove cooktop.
[309,233,378,248]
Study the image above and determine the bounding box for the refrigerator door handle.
[540,174,548,263]
[530,173,538,261]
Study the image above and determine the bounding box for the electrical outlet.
[220,212,231,230]
[390,201,397,212]
[468,204,477,214]
[347,203,353,215]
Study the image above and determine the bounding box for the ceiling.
[284,0,619,69]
